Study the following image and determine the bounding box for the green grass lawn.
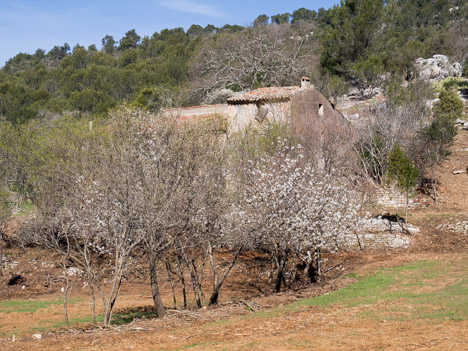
[0,298,81,314]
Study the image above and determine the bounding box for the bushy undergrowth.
[433,77,468,93]
[357,82,464,198]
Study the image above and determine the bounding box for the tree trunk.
[61,260,70,329]
[274,252,288,293]
[188,260,203,309]
[149,253,166,318]
[274,263,284,293]
[181,249,204,309]
[304,249,319,283]
[89,282,97,325]
[164,259,177,308]
[83,252,97,325]
[314,248,322,282]
[175,252,187,309]
[405,192,409,226]
[208,245,243,306]
[105,272,123,326]
[103,252,125,326]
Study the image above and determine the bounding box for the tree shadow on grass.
[111,305,159,326]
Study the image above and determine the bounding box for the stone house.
[161,77,344,134]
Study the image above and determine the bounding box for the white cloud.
[160,0,224,18]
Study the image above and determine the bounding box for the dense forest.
[0,0,467,124]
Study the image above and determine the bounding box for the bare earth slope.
[437,130,468,214]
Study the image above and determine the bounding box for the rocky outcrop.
[335,217,416,250]
[415,55,462,81]
[203,88,241,105]
[455,119,468,130]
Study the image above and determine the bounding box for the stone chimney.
[301,76,311,89]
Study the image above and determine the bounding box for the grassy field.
[1,255,466,350]
[0,296,159,337]
[167,257,468,351]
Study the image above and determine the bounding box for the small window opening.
[318,104,324,117]
[256,105,268,122]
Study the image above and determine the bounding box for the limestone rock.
[414,55,462,81]
[437,220,468,235]
[203,88,240,105]
[65,267,83,276]
[455,119,468,130]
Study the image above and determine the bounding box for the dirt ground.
[1,251,466,351]
[0,128,467,351]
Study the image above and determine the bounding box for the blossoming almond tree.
[236,140,362,292]
[61,112,148,326]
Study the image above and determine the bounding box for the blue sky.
[0,1,339,66]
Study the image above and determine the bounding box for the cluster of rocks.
[345,86,383,100]
[65,266,83,277]
[336,217,417,250]
[376,187,415,208]
[0,254,18,271]
[333,54,464,118]
[436,220,468,235]
[455,119,468,130]
[361,217,420,234]
[414,55,463,81]
[341,231,411,250]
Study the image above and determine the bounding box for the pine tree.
[387,145,418,224]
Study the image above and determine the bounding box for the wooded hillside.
[0,0,466,124]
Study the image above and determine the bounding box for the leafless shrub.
[354,101,430,184]
[446,19,468,63]
[290,98,356,176]
[188,24,319,103]
[139,113,232,310]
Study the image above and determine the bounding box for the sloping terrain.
[0,128,467,351]
[1,253,466,351]
[435,129,468,215]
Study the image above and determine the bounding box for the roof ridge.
[227,85,302,104]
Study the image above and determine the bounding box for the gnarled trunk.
[208,244,243,306]
[273,249,289,293]
[149,252,166,318]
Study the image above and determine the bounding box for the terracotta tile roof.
[227,86,301,104]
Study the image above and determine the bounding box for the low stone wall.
[161,104,229,120]
[376,186,414,208]
[336,218,418,250]
[437,220,468,235]
[339,232,411,250]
